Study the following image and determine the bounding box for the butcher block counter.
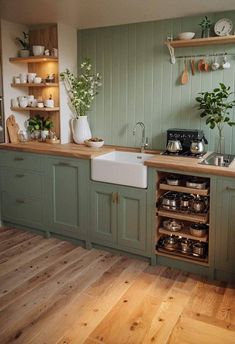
[0,142,235,177]
[144,153,235,178]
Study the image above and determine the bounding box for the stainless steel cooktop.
[199,152,235,167]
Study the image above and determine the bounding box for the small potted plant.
[195,83,235,154]
[27,114,42,139]
[199,16,212,38]
[15,31,30,57]
[41,117,54,141]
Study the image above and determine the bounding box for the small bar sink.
[91,151,155,188]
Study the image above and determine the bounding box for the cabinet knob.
[16,199,25,204]
[15,174,24,178]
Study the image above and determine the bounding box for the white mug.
[19,98,28,108]
[11,98,19,107]
[27,73,36,83]
[34,77,42,84]
[44,99,54,108]
[29,99,37,107]
[14,76,20,84]
[37,102,44,108]
[20,73,27,83]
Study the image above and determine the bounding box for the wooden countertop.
[144,153,235,178]
[0,142,115,159]
[0,142,234,178]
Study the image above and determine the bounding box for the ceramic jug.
[71,116,92,144]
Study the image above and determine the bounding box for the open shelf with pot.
[155,171,210,265]
[164,34,235,64]
[9,25,60,139]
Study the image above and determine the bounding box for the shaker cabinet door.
[46,157,89,238]
[90,182,117,245]
[117,186,147,253]
[215,179,235,273]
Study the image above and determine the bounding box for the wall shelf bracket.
[166,42,176,64]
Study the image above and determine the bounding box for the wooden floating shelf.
[9,56,58,63]
[11,107,60,112]
[165,35,235,48]
[159,183,209,196]
[156,248,209,266]
[158,227,208,242]
[11,83,59,88]
[157,209,209,224]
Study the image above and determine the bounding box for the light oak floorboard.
[0,228,234,344]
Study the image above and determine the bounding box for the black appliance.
[162,128,208,157]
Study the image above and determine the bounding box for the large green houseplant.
[196,83,235,154]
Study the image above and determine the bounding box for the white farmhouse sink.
[91,151,155,188]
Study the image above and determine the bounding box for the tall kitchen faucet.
[133,122,149,153]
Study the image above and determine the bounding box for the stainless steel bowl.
[166,175,180,186]
[163,219,182,232]
[186,178,207,190]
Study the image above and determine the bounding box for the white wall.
[1,19,29,141]
[58,22,77,144]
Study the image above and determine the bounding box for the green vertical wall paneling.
[78,11,235,153]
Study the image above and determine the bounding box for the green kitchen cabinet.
[90,182,117,245]
[214,177,235,277]
[0,150,46,230]
[90,181,148,256]
[45,157,89,240]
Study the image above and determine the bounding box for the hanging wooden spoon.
[198,58,204,72]
[181,60,189,85]
[190,58,195,75]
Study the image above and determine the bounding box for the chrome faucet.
[133,121,149,153]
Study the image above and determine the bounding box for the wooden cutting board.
[6,115,20,143]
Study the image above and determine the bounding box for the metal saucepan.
[166,175,180,186]
[179,238,193,254]
[192,242,207,257]
[167,140,182,153]
[191,196,207,213]
[189,223,208,238]
[163,236,178,251]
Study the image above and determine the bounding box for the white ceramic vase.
[71,116,92,144]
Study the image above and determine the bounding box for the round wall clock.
[214,18,233,36]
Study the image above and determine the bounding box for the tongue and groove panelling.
[78,11,235,153]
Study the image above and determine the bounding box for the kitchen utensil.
[6,115,20,143]
[178,32,195,40]
[197,59,204,72]
[181,60,189,85]
[166,175,180,186]
[163,219,182,232]
[32,45,45,56]
[161,192,181,210]
[166,140,182,153]
[179,238,192,254]
[190,139,205,154]
[163,236,178,251]
[191,196,207,213]
[190,58,195,75]
[186,178,207,189]
[222,54,230,69]
[211,57,220,71]
[190,224,208,238]
[203,59,209,72]
[192,242,206,257]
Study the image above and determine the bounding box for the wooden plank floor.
[0,227,234,344]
